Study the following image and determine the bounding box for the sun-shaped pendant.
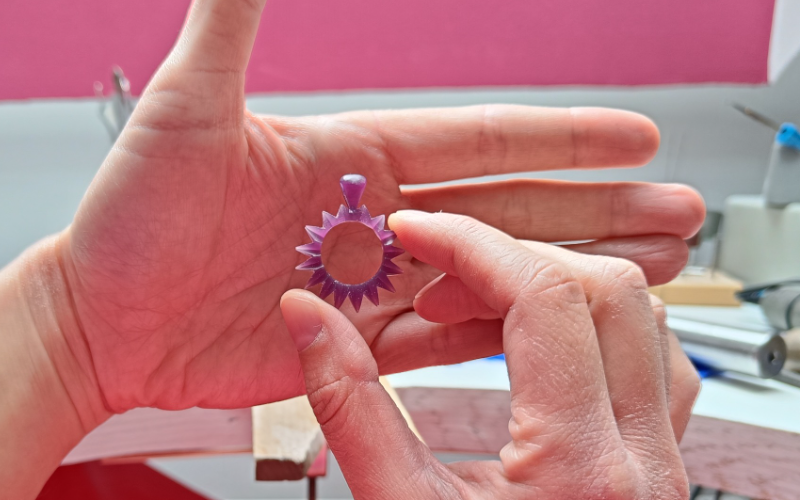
[295,174,404,311]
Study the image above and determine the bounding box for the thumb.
[280,290,447,499]
[135,0,268,131]
[177,0,267,75]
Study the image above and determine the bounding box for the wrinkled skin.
[45,0,704,427]
[282,212,702,499]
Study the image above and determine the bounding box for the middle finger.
[402,178,704,242]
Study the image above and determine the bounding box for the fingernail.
[414,273,446,301]
[389,210,430,225]
[281,296,323,352]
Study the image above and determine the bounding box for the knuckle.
[586,257,650,312]
[604,257,648,291]
[306,374,361,429]
[583,463,688,500]
[450,215,503,262]
[308,376,349,425]
[476,104,511,171]
[517,259,584,304]
[450,213,488,241]
[585,467,640,500]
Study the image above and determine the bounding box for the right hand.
[281,211,701,499]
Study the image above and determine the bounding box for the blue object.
[777,123,800,150]
[485,353,722,380]
[688,356,723,379]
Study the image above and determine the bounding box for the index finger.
[389,210,622,475]
[342,105,659,184]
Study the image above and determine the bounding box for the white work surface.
[388,303,800,436]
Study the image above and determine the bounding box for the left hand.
[26,0,703,429]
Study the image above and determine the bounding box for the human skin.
[282,211,701,499]
[0,0,704,498]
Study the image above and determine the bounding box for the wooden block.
[648,269,742,306]
[253,395,324,481]
[253,376,420,481]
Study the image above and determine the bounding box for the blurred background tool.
[736,281,800,385]
[669,317,786,378]
[737,279,800,330]
[94,66,134,142]
[718,105,800,284]
[732,103,800,207]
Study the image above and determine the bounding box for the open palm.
[57,0,703,414]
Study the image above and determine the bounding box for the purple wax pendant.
[296,174,404,311]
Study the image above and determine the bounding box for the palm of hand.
[65,101,437,411]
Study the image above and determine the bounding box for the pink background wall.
[1,0,775,100]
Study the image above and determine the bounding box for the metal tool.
[670,317,786,378]
[732,103,782,131]
[94,66,135,141]
[737,280,800,330]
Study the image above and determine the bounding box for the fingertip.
[566,235,689,286]
[571,107,661,167]
[643,235,690,285]
[657,184,706,239]
[673,184,706,239]
[389,210,442,262]
[280,290,324,352]
[280,288,319,306]
[388,209,430,229]
[626,110,661,165]
[625,183,706,239]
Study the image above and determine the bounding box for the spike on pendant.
[378,230,396,244]
[349,288,364,312]
[333,286,348,309]
[322,211,337,228]
[369,214,386,231]
[364,283,380,306]
[375,272,396,292]
[381,260,403,276]
[306,226,328,243]
[383,245,404,258]
[320,277,336,299]
[305,268,328,288]
[296,242,322,257]
[296,174,404,311]
[296,256,323,270]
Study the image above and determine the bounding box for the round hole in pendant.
[321,222,384,285]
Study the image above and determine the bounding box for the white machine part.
[719,195,800,284]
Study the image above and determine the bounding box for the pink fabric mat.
[1,0,774,100]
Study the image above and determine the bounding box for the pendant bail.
[340,174,367,210]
